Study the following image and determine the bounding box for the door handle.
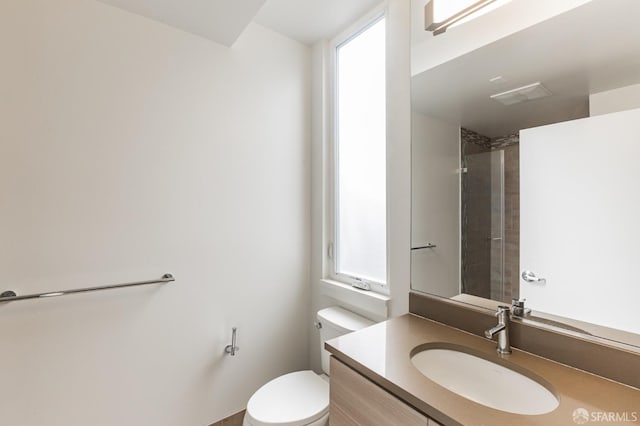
[521,270,546,284]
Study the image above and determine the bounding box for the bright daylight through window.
[334,16,387,286]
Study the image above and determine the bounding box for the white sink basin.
[411,347,559,415]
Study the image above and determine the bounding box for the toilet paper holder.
[225,327,239,356]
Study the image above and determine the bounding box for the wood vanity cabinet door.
[330,357,441,425]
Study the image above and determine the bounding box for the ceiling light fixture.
[425,0,512,36]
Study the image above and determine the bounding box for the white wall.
[308,39,329,377]
[590,83,640,116]
[411,112,460,298]
[0,1,311,425]
[520,108,640,334]
[386,0,412,318]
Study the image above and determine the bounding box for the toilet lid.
[246,370,329,426]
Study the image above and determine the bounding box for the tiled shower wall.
[503,142,520,302]
[460,133,492,299]
[461,128,520,303]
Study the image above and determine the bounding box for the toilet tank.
[317,307,374,375]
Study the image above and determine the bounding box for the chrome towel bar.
[0,273,175,303]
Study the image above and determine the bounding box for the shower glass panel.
[461,150,505,301]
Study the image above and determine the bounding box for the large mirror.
[410,0,640,348]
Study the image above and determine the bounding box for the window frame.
[324,5,389,295]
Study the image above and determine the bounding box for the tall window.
[333,16,387,287]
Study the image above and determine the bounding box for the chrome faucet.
[511,298,531,317]
[485,306,512,355]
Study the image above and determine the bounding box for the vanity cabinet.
[329,357,442,426]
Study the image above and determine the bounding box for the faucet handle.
[496,305,510,317]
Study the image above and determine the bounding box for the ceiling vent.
[490,82,552,106]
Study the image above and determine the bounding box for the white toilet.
[243,306,374,426]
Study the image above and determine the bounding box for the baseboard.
[209,409,245,426]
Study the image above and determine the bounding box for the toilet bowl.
[243,307,374,426]
[243,371,329,426]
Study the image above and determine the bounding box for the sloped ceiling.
[95,0,266,46]
[254,0,382,46]
[96,0,382,47]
